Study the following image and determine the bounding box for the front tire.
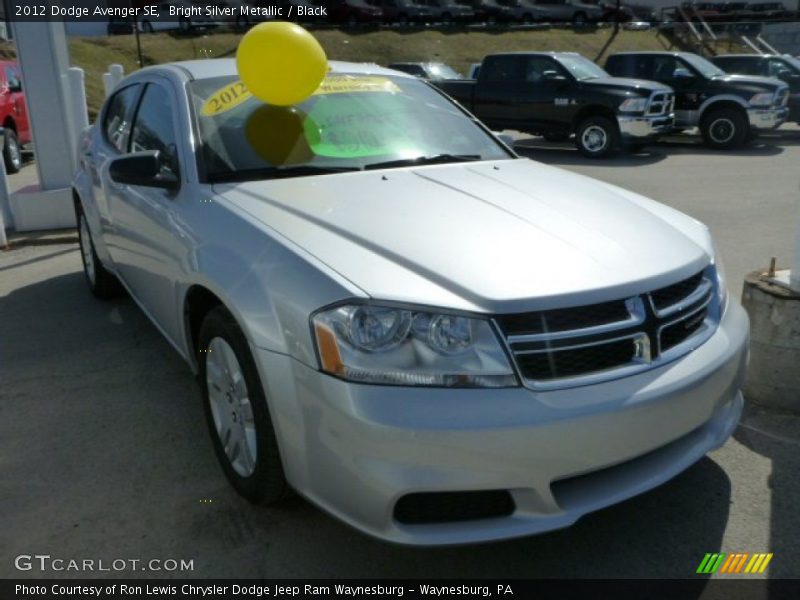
[198,307,290,505]
[76,204,122,299]
[575,116,619,158]
[3,128,22,173]
[700,107,748,150]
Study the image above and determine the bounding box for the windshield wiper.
[363,154,483,171]
[208,164,361,183]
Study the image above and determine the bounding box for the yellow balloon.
[236,22,328,107]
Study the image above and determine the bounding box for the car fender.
[180,230,365,372]
[72,170,115,269]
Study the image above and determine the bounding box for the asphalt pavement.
[1,130,799,581]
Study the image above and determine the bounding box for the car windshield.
[556,55,609,80]
[190,74,511,182]
[682,53,726,79]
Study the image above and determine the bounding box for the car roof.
[608,51,693,57]
[713,54,784,58]
[388,62,446,67]
[486,52,586,58]
[137,58,414,81]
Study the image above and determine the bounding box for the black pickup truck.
[711,54,800,125]
[434,52,675,157]
[605,51,790,149]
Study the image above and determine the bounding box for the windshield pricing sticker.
[201,76,401,117]
[312,76,401,96]
[304,96,415,158]
[200,81,252,117]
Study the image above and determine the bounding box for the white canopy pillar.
[9,18,79,231]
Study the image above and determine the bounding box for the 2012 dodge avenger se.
[72,59,749,545]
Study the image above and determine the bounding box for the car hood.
[215,159,710,313]
[583,76,672,94]
[712,73,784,90]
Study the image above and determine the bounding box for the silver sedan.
[73,59,748,545]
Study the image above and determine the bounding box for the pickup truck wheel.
[76,206,122,299]
[700,107,748,150]
[3,129,22,173]
[199,307,290,505]
[576,116,619,158]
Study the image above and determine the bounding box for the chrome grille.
[496,267,719,390]
[647,92,674,116]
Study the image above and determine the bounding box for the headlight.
[312,303,518,387]
[619,97,649,113]
[749,92,774,107]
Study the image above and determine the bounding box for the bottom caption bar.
[3,580,799,600]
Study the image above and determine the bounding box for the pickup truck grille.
[647,92,674,116]
[495,267,719,390]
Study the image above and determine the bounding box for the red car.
[0,60,31,173]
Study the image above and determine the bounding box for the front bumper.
[254,301,749,545]
[747,106,789,130]
[618,113,675,140]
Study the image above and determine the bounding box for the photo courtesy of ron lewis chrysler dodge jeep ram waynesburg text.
[73,59,749,545]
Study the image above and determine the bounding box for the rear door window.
[482,56,526,82]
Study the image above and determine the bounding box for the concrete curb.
[2,228,78,249]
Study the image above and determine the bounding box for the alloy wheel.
[206,337,258,477]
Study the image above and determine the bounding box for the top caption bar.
[8,1,311,23]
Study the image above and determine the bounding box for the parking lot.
[1,127,799,581]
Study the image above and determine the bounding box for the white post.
[103,72,114,97]
[9,19,77,231]
[66,67,89,174]
[67,68,90,132]
[109,64,125,89]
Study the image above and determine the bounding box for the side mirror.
[7,81,22,93]
[109,151,179,191]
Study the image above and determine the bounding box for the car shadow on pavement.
[512,140,669,168]
[733,404,800,582]
[513,132,790,167]
[0,264,733,582]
